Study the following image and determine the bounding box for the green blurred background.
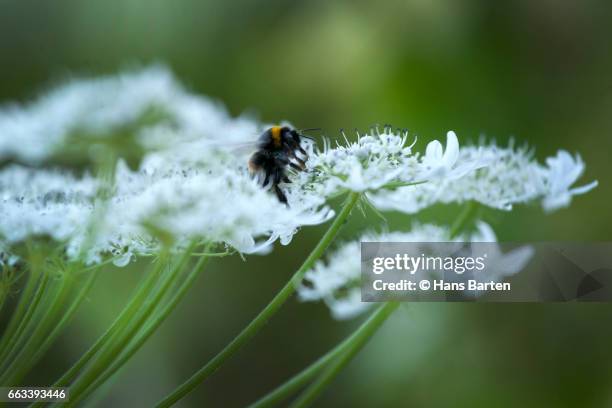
[1,0,611,406]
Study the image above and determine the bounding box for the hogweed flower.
[297,222,534,320]
[369,139,597,213]
[93,157,333,261]
[0,65,260,165]
[541,150,598,212]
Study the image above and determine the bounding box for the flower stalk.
[288,302,399,408]
[248,302,399,408]
[75,250,212,404]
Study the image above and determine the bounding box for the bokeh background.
[2,1,612,407]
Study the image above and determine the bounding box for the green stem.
[449,201,477,238]
[66,243,196,406]
[289,302,399,408]
[380,180,427,190]
[0,270,49,370]
[0,269,38,362]
[248,302,397,408]
[0,267,18,315]
[50,256,167,388]
[11,270,98,385]
[0,274,72,385]
[156,192,361,408]
[80,253,211,402]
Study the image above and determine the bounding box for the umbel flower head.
[0,65,260,165]
[297,223,533,320]
[367,138,598,214]
[293,128,484,199]
[81,155,333,264]
[293,127,596,214]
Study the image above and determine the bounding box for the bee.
[248,126,311,205]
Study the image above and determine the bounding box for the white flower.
[421,131,464,179]
[369,142,597,213]
[541,150,598,212]
[295,129,420,197]
[297,224,461,320]
[298,222,534,320]
[0,165,97,245]
[0,154,333,265]
[0,65,260,164]
[469,221,534,283]
[296,128,493,204]
[89,157,332,259]
[295,128,484,198]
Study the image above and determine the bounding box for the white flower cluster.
[368,139,597,213]
[0,67,331,264]
[78,157,332,264]
[0,151,333,265]
[0,165,98,246]
[0,65,259,164]
[294,128,596,214]
[297,222,533,320]
[0,66,598,269]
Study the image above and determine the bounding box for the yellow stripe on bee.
[270,126,282,147]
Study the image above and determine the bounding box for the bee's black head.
[280,126,301,144]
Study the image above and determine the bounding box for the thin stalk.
[0,268,40,361]
[0,274,72,385]
[0,267,18,315]
[0,271,49,370]
[0,291,7,316]
[50,256,167,388]
[10,271,98,385]
[289,302,399,408]
[66,244,196,406]
[248,302,397,408]
[81,253,211,402]
[156,192,361,408]
[449,201,477,238]
[0,240,51,359]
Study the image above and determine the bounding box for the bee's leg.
[273,166,283,185]
[290,157,306,170]
[290,130,309,156]
[262,170,271,187]
[272,167,289,204]
[274,154,301,172]
[290,152,307,169]
[282,176,292,183]
[282,139,307,164]
[289,162,303,172]
[297,145,308,157]
[273,184,288,205]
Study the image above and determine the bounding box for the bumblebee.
[248,126,310,205]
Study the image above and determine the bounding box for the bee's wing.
[198,139,258,157]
